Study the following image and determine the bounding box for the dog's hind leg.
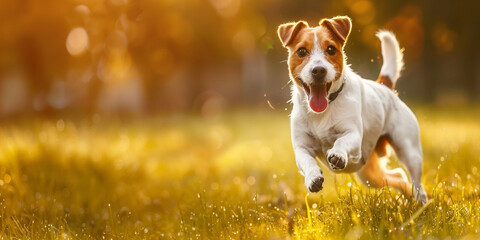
[357,151,413,197]
[388,128,428,204]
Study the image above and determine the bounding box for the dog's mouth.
[297,78,332,113]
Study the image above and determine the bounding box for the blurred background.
[2,1,480,238]
[1,0,479,118]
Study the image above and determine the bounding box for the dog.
[277,16,427,203]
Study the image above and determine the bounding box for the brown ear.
[319,16,352,45]
[277,21,308,47]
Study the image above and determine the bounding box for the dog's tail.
[376,30,404,89]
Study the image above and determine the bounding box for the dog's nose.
[311,66,327,82]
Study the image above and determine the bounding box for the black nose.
[311,66,327,82]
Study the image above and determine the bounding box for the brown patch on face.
[376,75,394,89]
[286,29,314,86]
[319,28,345,81]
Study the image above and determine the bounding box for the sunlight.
[1,0,479,238]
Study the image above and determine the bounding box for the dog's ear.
[319,16,352,45]
[277,21,309,47]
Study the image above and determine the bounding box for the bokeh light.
[0,0,478,116]
[210,0,241,18]
[432,23,457,55]
[66,27,89,56]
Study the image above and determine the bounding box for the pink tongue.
[309,84,328,113]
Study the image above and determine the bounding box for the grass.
[1,105,480,239]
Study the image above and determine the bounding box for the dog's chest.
[305,113,342,154]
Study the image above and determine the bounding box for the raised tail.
[376,30,404,89]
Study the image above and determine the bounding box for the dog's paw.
[415,185,428,205]
[305,167,324,192]
[327,149,348,170]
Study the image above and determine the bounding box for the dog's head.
[278,16,352,113]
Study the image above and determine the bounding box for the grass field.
[1,105,480,239]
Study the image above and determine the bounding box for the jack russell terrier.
[277,16,427,203]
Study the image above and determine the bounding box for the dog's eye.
[326,45,337,56]
[297,47,308,58]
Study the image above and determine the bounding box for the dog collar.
[327,76,346,103]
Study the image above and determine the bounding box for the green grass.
[1,105,480,239]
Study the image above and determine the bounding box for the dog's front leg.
[292,127,324,192]
[294,146,324,192]
[327,131,362,170]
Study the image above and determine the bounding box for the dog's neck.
[328,73,346,103]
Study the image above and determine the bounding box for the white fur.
[299,33,337,86]
[377,30,404,84]
[290,30,427,203]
